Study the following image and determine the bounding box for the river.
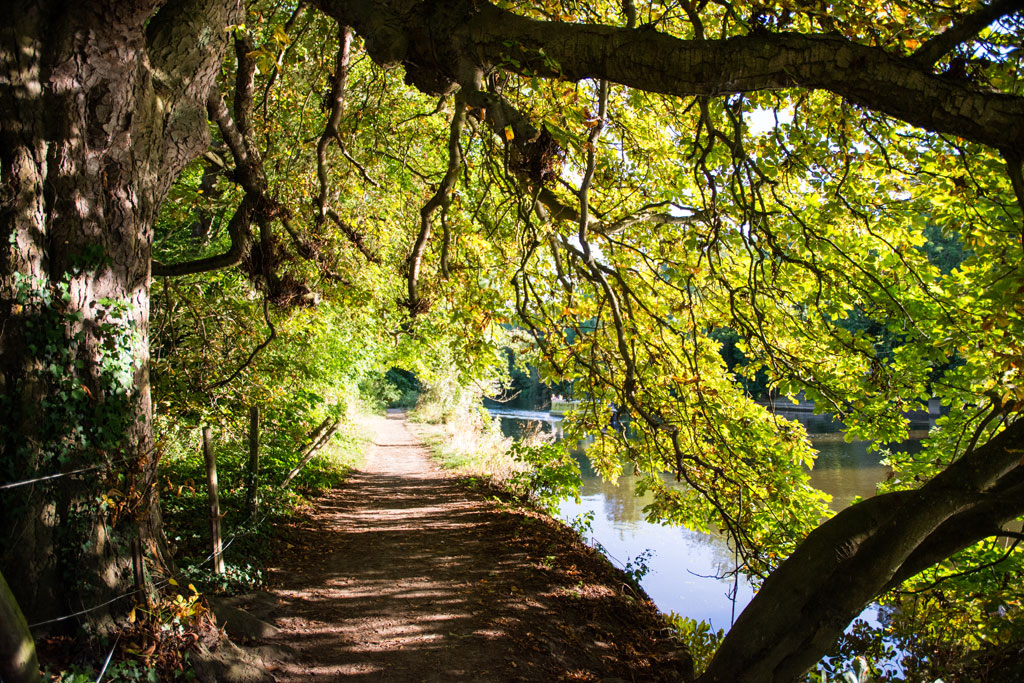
[487,406,926,632]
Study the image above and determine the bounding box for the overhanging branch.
[325,209,381,264]
[152,196,256,277]
[404,93,466,316]
[317,24,353,222]
[912,0,1024,67]
[318,0,1024,154]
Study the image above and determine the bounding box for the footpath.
[225,410,688,682]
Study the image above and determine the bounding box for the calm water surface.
[488,407,924,631]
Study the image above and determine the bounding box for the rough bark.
[0,568,42,683]
[0,0,237,625]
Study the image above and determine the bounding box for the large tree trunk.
[0,0,233,627]
[696,419,1024,682]
[0,567,42,683]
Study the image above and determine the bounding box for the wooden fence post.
[202,426,225,574]
[245,405,260,519]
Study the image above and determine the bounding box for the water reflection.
[487,408,922,630]
[810,437,923,509]
[560,462,756,631]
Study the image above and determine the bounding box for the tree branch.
[1004,152,1024,248]
[460,6,1024,154]
[145,0,242,185]
[319,0,1024,154]
[317,25,353,222]
[884,470,1024,590]
[206,296,277,391]
[405,93,466,315]
[698,418,1024,683]
[325,208,381,264]
[577,78,609,265]
[206,88,265,195]
[152,196,257,277]
[912,0,1024,67]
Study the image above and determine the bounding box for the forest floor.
[227,410,690,682]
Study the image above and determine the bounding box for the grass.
[408,408,528,485]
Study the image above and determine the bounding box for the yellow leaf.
[167,577,178,586]
[273,25,291,46]
[128,606,136,623]
[503,126,514,141]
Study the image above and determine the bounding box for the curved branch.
[458,7,1024,154]
[325,208,381,264]
[885,470,1024,590]
[207,52,268,196]
[319,0,1024,154]
[698,418,1024,683]
[152,196,256,277]
[405,94,466,315]
[206,297,277,391]
[577,78,608,264]
[317,24,353,221]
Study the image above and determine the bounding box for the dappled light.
[257,413,683,681]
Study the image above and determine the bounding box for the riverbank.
[229,411,689,681]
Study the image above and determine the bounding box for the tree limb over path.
[320,0,1024,155]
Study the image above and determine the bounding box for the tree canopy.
[2,0,1024,680]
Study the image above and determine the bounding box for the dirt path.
[246,411,687,681]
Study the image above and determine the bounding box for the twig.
[206,297,277,391]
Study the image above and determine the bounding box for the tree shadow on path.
[248,411,687,682]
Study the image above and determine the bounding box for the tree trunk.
[0,568,42,683]
[696,419,1024,682]
[0,0,235,626]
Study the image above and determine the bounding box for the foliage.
[828,538,1024,682]
[158,415,366,592]
[149,0,1024,673]
[568,510,596,542]
[622,548,655,592]
[664,613,724,677]
[413,409,520,482]
[47,583,209,682]
[507,441,582,516]
[2,273,137,468]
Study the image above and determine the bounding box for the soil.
[233,410,691,682]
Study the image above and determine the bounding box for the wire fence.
[25,517,255,630]
[0,455,139,491]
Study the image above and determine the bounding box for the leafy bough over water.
[508,441,583,516]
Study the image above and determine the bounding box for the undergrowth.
[159,416,368,594]
[43,412,370,681]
